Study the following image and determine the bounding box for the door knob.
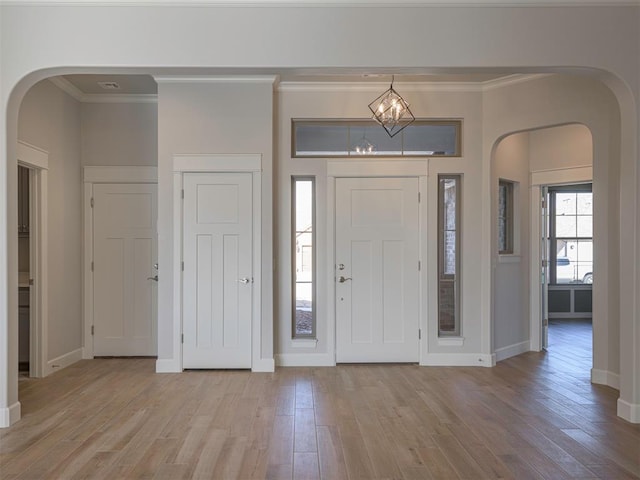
[237,277,251,284]
[147,275,158,282]
[338,276,352,283]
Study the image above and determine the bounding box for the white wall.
[81,102,157,167]
[1,3,639,424]
[484,75,619,384]
[156,80,275,370]
[529,124,593,172]
[492,132,530,359]
[276,85,487,365]
[17,80,82,361]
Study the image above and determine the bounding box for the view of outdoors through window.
[439,175,461,336]
[293,179,315,337]
[552,190,593,284]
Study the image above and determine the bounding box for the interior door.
[541,186,550,350]
[93,183,157,356]
[182,172,253,369]
[335,177,420,363]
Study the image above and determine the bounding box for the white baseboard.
[252,358,276,372]
[420,353,496,367]
[617,398,640,424]
[45,348,83,376]
[495,341,530,362]
[0,402,21,428]
[276,353,335,367]
[591,369,620,390]
[81,347,93,360]
[155,358,181,373]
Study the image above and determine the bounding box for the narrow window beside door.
[292,178,316,338]
[498,179,515,255]
[438,175,461,336]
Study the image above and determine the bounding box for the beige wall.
[529,124,593,172]
[81,102,157,167]
[492,132,530,355]
[485,75,619,384]
[18,80,82,360]
[156,80,274,367]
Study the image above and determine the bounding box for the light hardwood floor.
[1,323,639,479]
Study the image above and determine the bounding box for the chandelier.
[368,75,415,137]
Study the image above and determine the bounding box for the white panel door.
[336,177,420,363]
[93,184,157,356]
[182,173,253,369]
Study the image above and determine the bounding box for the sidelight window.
[498,179,515,254]
[438,175,461,336]
[292,177,316,338]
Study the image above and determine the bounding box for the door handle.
[338,276,352,283]
[237,277,252,284]
[147,275,158,282]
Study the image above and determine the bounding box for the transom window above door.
[292,119,461,157]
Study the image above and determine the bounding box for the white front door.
[182,173,253,369]
[93,184,157,356]
[335,177,420,363]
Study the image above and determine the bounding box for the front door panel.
[335,177,420,363]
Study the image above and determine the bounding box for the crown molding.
[3,0,639,6]
[278,74,552,93]
[48,76,158,103]
[153,75,280,84]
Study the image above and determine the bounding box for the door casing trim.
[327,159,428,365]
[82,166,158,359]
[171,154,263,372]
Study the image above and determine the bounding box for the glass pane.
[295,124,348,156]
[555,192,577,216]
[438,280,456,332]
[443,179,457,230]
[576,192,593,215]
[576,215,593,237]
[349,125,401,155]
[498,217,506,253]
[293,178,314,337]
[294,283,313,336]
[556,216,576,237]
[444,231,456,275]
[576,240,593,283]
[403,123,458,155]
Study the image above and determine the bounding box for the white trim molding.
[530,165,592,186]
[591,369,620,389]
[45,348,83,376]
[155,75,279,85]
[495,340,530,362]
[83,166,158,183]
[48,77,157,104]
[170,154,272,373]
[437,337,465,347]
[617,399,640,424]
[276,353,334,367]
[0,402,21,428]
[421,353,496,367]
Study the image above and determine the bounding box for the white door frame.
[327,159,428,365]
[82,166,158,359]
[172,154,262,372]
[17,141,48,378]
[529,165,593,351]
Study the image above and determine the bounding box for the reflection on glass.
[293,179,315,337]
[439,175,460,336]
[553,191,593,284]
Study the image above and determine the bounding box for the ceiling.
[61,72,514,96]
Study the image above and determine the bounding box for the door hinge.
[541,199,546,209]
[90,197,94,208]
[418,192,421,203]
[419,329,422,340]
[91,261,94,272]
[181,261,184,271]
[542,259,548,267]
[181,333,184,344]
[91,325,94,336]
[418,260,421,271]
[181,189,184,199]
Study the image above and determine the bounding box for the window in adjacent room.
[438,175,461,336]
[292,177,316,338]
[498,179,515,254]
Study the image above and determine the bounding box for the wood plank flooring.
[1,322,638,479]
